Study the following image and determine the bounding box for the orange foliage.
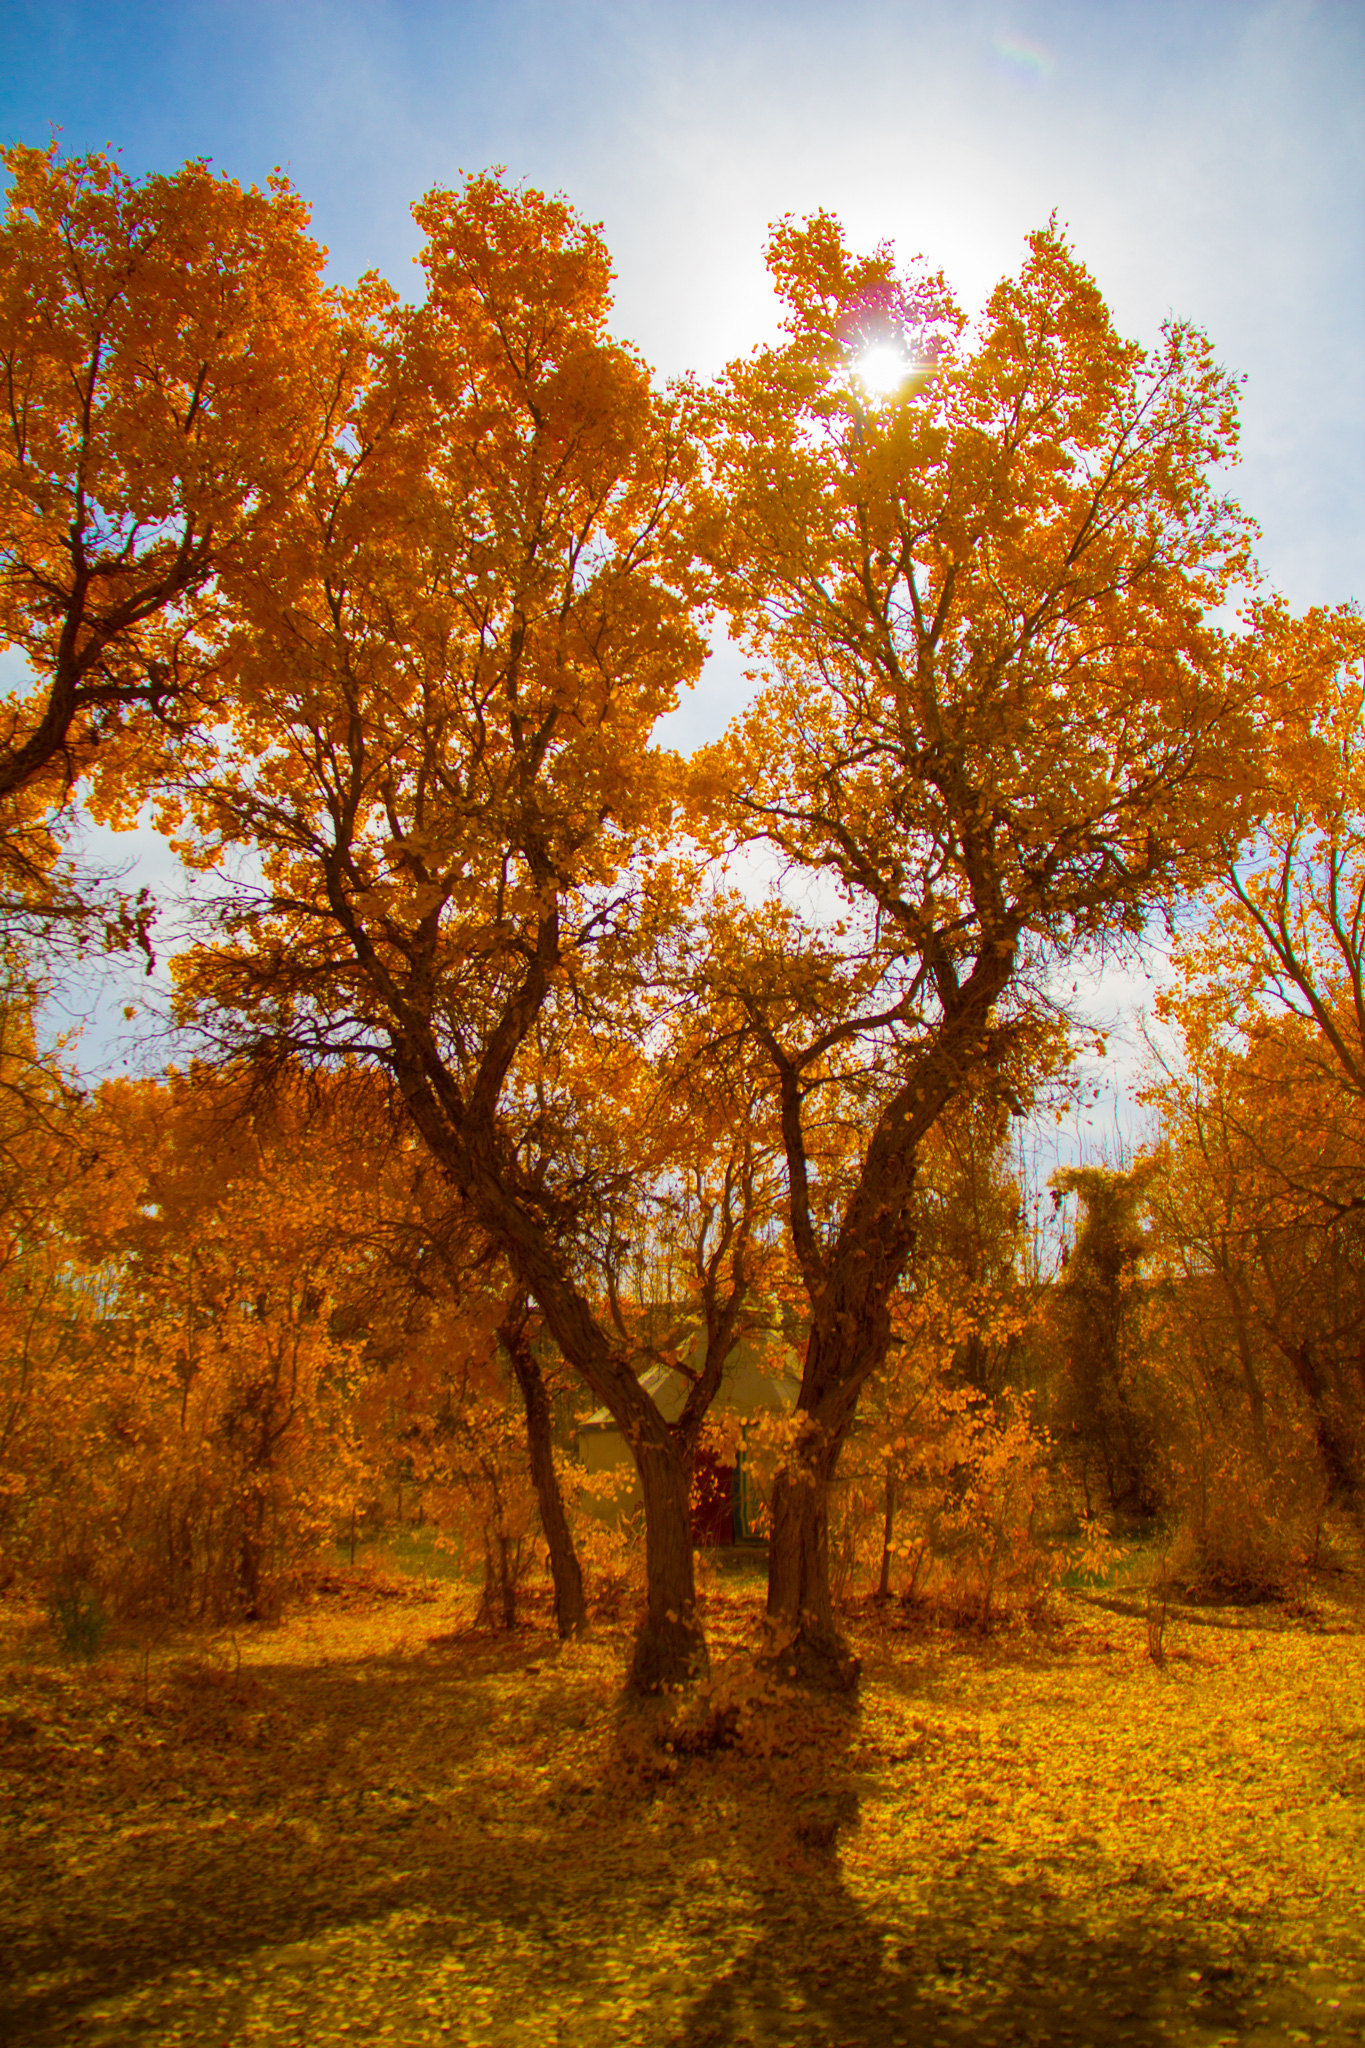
[3,144,1360,1682]
[1,145,332,849]
[14,1068,385,1621]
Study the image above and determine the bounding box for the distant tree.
[1047,1162,1162,1522]
[1143,1015,1363,1591]
[11,1065,377,1620]
[1145,626,1365,1569]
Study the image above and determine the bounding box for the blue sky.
[3,0,1363,1098]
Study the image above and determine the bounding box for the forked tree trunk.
[631,1438,706,1692]
[503,1315,588,1640]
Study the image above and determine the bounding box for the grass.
[1055,1537,1172,1597]
[1,1551,1363,2047]
[336,1524,475,1587]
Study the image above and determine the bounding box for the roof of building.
[576,1335,801,1434]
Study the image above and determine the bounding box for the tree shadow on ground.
[2,1624,580,2044]
[1,1609,1355,2047]
[653,1672,1273,2048]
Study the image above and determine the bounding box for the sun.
[854,342,909,394]
[851,342,936,402]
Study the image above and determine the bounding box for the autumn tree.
[0,144,333,958]
[0,972,94,1589]
[62,1065,388,1620]
[1166,627,1365,1100]
[170,174,717,1687]
[1143,1014,1364,1590]
[696,212,1315,1681]
[0,1060,389,1623]
[1147,628,1365,1536]
[1046,1160,1163,1522]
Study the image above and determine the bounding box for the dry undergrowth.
[2,1562,1364,2048]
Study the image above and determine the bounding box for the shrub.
[46,1579,106,1661]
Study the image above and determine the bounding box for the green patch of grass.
[1056,1529,1173,1595]
[334,1526,474,1587]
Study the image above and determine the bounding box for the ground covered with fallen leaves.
[3,1552,1364,2048]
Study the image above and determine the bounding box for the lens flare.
[855,343,909,395]
[993,35,1054,81]
[853,344,935,401]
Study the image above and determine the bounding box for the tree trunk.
[1289,1339,1358,1499]
[631,1438,707,1692]
[764,1417,860,1691]
[504,1317,588,1640]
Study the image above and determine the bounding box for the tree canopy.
[0,147,1359,1694]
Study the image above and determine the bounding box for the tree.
[697,211,1305,1681]
[1165,624,1365,1106]
[171,172,714,1687]
[0,970,95,1587]
[1047,1161,1162,1522]
[0,144,332,949]
[65,1065,379,1619]
[0,144,330,803]
[1143,1010,1365,1585]
[1150,626,1365,1528]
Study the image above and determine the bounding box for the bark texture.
[764,1415,860,1691]
[632,1440,707,1690]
